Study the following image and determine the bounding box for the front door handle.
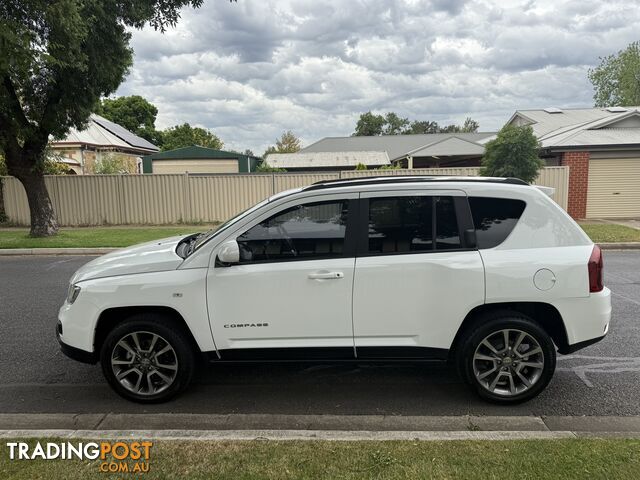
[308,271,344,280]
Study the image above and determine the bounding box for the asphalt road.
[0,252,638,416]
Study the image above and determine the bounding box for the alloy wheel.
[110,331,179,396]
[472,329,545,397]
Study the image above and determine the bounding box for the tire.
[100,313,196,403]
[457,312,556,404]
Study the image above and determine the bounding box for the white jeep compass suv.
[57,176,611,404]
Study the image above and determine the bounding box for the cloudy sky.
[116,0,640,153]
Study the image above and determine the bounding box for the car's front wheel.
[458,313,556,404]
[100,314,195,403]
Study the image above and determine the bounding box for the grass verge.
[1,438,639,479]
[579,222,640,243]
[0,226,217,249]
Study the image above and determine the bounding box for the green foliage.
[589,41,640,107]
[40,148,74,175]
[354,163,368,170]
[480,125,544,183]
[404,120,441,134]
[256,162,286,172]
[97,95,162,145]
[382,112,409,134]
[262,131,302,158]
[2,150,70,175]
[0,0,204,146]
[276,130,302,152]
[354,112,386,136]
[0,0,207,234]
[461,117,480,133]
[42,159,71,175]
[377,163,401,170]
[95,153,134,174]
[161,123,223,151]
[353,112,480,136]
[262,146,278,158]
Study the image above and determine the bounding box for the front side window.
[237,200,349,263]
[368,196,461,254]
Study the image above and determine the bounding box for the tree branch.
[1,76,31,132]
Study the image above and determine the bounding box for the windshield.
[192,199,270,251]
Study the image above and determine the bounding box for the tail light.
[588,245,604,293]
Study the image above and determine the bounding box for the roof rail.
[304,175,528,191]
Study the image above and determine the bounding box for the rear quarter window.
[469,197,526,249]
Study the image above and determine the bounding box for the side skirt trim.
[205,346,449,363]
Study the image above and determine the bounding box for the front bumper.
[57,321,97,364]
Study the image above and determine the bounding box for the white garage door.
[587,158,640,218]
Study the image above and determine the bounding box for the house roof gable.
[51,114,159,153]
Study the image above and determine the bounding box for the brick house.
[507,107,640,219]
[50,114,159,174]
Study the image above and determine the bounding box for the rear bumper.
[558,333,607,355]
[57,322,97,364]
[554,287,611,354]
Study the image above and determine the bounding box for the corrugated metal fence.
[0,167,569,226]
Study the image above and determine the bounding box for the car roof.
[303,175,527,193]
[267,176,535,204]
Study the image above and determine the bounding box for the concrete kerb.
[0,429,578,441]
[1,414,640,440]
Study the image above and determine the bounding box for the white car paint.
[353,250,485,350]
[58,178,611,367]
[70,235,188,283]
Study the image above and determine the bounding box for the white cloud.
[116,0,640,153]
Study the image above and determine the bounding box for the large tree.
[480,125,543,184]
[588,41,640,107]
[161,123,224,151]
[0,0,206,236]
[97,95,162,145]
[353,112,480,136]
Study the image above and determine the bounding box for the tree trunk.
[18,170,59,237]
[3,138,59,236]
[0,178,5,222]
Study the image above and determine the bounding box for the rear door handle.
[308,271,344,280]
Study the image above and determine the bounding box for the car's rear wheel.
[458,313,556,404]
[100,314,195,403]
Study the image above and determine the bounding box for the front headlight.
[67,284,81,304]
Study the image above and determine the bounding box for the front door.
[207,194,358,359]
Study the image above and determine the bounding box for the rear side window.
[469,197,526,249]
[367,196,461,254]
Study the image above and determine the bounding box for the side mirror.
[217,240,240,265]
[464,229,477,249]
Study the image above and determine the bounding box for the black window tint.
[469,197,526,249]
[368,196,433,253]
[435,196,461,249]
[237,200,349,263]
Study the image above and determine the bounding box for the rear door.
[352,189,485,358]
